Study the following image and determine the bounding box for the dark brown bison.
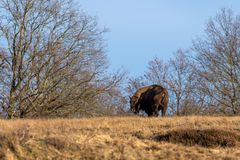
[130,85,168,117]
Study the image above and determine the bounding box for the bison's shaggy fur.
[130,85,169,117]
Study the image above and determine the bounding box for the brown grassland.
[0,116,240,160]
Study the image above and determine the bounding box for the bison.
[130,85,169,117]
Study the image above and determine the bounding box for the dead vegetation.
[154,128,239,148]
[0,116,240,159]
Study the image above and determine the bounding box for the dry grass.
[154,128,239,148]
[0,116,240,160]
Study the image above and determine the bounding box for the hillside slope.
[0,116,239,160]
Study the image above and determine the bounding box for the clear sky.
[80,0,240,76]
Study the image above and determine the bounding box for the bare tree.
[166,49,200,115]
[193,8,240,115]
[0,0,124,118]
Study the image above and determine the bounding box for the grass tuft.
[154,128,239,147]
[45,137,67,150]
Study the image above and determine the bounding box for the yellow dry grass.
[0,116,240,160]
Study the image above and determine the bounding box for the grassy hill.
[0,116,240,160]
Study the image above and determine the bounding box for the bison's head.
[130,96,140,114]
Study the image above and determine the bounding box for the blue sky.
[80,0,240,76]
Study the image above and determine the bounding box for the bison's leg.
[147,104,159,117]
[161,106,167,117]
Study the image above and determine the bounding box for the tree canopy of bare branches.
[193,8,240,114]
[0,0,125,118]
